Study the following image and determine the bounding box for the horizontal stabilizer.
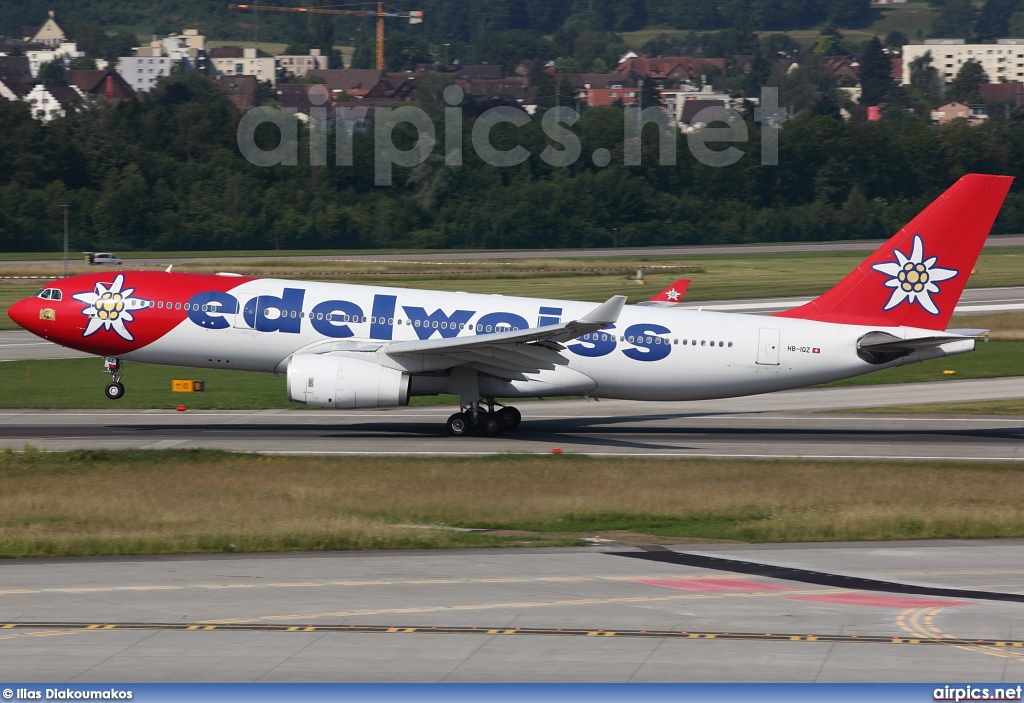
[858,332,971,354]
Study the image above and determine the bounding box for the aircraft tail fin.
[774,174,1013,331]
[635,280,691,307]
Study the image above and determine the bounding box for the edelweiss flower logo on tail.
[72,274,153,341]
[870,234,958,315]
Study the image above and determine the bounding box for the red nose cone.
[7,298,35,331]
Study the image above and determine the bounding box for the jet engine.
[287,354,410,409]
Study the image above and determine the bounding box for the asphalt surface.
[4,234,1024,268]
[0,330,92,361]
[1,378,1022,459]
[2,540,1024,681]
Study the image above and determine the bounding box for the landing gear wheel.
[481,412,503,437]
[104,382,125,400]
[498,406,521,430]
[447,412,470,436]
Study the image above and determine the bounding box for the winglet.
[581,295,627,325]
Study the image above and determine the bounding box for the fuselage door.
[234,291,264,330]
[756,328,780,365]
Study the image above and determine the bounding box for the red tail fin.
[650,280,690,303]
[774,174,1013,330]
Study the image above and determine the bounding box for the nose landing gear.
[103,357,125,400]
[446,398,521,437]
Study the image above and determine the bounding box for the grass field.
[0,357,463,409]
[1,451,1023,557]
[620,2,937,48]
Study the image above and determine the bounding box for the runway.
[0,330,92,361]
[1,378,1022,459]
[2,540,1024,681]
[4,234,1024,268]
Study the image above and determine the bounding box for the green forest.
[3,72,1024,253]
[1,0,871,42]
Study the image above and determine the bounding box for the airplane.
[6,174,1011,437]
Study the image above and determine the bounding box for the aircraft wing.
[381,295,626,378]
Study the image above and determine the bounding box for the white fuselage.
[119,278,971,402]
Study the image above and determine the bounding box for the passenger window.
[728,342,733,347]
[175,302,181,310]
[701,340,706,346]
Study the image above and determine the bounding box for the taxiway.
[2,540,1024,681]
[0,378,1022,459]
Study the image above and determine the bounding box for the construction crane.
[228,3,423,70]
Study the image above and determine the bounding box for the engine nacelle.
[287,354,410,409]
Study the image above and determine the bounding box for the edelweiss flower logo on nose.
[870,235,958,315]
[72,274,153,341]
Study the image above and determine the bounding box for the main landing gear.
[103,357,125,400]
[446,398,522,437]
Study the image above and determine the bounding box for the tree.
[555,56,579,73]
[884,31,908,48]
[529,63,557,111]
[909,51,942,107]
[70,20,108,58]
[351,33,374,69]
[256,80,276,106]
[807,89,843,119]
[591,57,609,73]
[102,31,138,64]
[385,35,431,72]
[69,56,98,71]
[858,36,893,106]
[975,0,1021,37]
[37,61,66,87]
[932,0,976,39]
[946,60,989,104]
[307,13,334,57]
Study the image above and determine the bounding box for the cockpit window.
[35,288,61,300]
[34,288,45,298]
[49,289,61,301]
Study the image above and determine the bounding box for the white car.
[91,253,123,266]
